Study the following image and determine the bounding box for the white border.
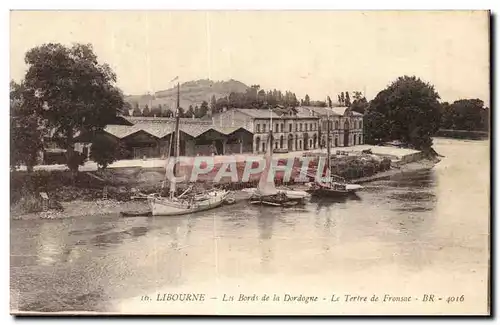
[2,1,497,324]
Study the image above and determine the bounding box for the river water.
[10,138,490,315]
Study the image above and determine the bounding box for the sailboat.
[147,82,229,216]
[306,112,363,197]
[244,108,309,206]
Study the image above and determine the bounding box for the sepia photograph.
[9,10,490,315]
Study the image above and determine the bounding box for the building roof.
[233,108,319,120]
[298,106,363,117]
[104,125,144,139]
[102,123,251,140]
[123,116,213,125]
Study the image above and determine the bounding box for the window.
[256,124,260,133]
[289,124,292,132]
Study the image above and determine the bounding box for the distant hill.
[124,79,249,112]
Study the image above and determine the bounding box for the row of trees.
[362,76,489,150]
[122,100,211,118]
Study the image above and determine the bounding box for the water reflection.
[15,146,479,313]
[257,212,276,271]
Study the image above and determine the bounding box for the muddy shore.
[11,158,438,220]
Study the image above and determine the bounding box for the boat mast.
[170,82,181,198]
[269,106,273,155]
[326,112,331,178]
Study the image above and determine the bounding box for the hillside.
[124,79,249,111]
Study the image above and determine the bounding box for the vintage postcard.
[9,10,490,315]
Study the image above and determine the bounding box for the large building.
[297,106,364,147]
[73,106,364,161]
[213,107,320,153]
[76,115,254,159]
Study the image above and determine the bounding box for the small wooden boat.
[120,210,152,217]
[306,177,363,197]
[148,189,229,216]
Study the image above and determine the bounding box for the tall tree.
[304,94,310,106]
[439,102,454,129]
[151,104,162,117]
[10,80,45,173]
[199,101,209,117]
[365,75,441,150]
[210,95,217,115]
[353,91,363,101]
[185,105,195,118]
[351,97,369,114]
[142,104,151,117]
[122,102,132,116]
[22,43,124,176]
[448,99,487,131]
[345,91,351,106]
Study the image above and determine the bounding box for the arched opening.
[344,120,350,147]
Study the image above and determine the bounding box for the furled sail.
[256,127,278,196]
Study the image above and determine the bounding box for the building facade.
[76,115,254,159]
[298,106,364,148]
[213,108,320,153]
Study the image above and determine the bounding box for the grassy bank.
[11,151,437,219]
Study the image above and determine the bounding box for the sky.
[10,11,490,105]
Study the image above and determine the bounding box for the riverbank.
[11,157,439,220]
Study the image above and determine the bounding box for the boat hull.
[307,183,363,197]
[148,190,228,216]
[243,188,310,201]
